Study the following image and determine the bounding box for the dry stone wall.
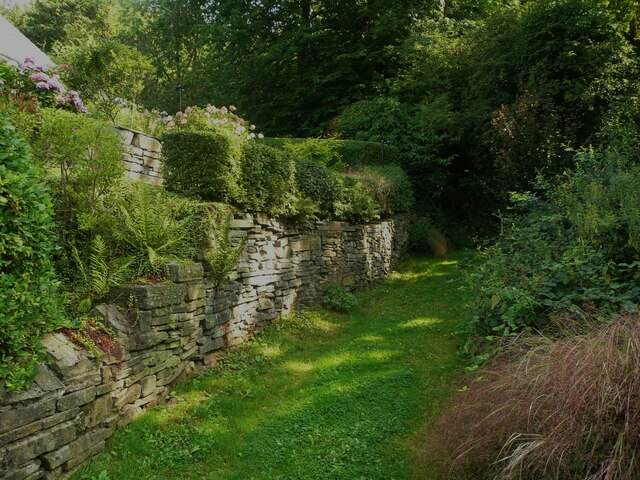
[115,127,163,185]
[0,214,409,479]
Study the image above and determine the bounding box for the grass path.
[74,254,469,480]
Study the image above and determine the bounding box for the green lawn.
[73,254,469,480]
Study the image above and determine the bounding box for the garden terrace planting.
[0,214,409,479]
[5,1,640,478]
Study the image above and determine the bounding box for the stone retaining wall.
[0,214,409,479]
[115,127,163,185]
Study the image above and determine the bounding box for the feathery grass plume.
[423,313,640,480]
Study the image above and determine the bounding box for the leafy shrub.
[425,315,640,480]
[36,108,123,231]
[468,192,640,339]
[348,165,414,214]
[466,121,640,339]
[0,113,66,391]
[334,176,382,223]
[294,159,341,218]
[409,216,450,257]
[281,138,344,169]
[162,130,243,203]
[322,283,359,312]
[239,142,296,215]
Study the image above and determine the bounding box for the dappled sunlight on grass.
[356,334,385,343]
[399,317,443,329]
[72,254,471,480]
[259,343,284,359]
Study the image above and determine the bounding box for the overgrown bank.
[72,255,468,480]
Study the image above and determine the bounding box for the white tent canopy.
[0,13,54,67]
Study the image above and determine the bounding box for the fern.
[114,183,203,277]
[204,211,246,288]
[72,235,132,313]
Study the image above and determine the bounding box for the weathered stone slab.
[58,386,96,410]
[167,263,204,283]
[5,420,76,465]
[110,283,187,310]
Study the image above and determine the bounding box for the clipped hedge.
[240,142,296,215]
[162,130,242,202]
[294,159,341,217]
[335,176,382,223]
[0,113,65,391]
[260,137,400,168]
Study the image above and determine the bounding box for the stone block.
[1,459,41,480]
[113,383,142,410]
[290,235,321,252]
[34,365,64,393]
[167,263,204,283]
[138,134,162,153]
[41,333,99,391]
[83,394,113,428]
[0,408,78,446]
[5,420,77,466]
[110,283,187,310]
[92,304,133,335]
[57,386,96,410]
[115,127,134,145]
[230,215,254,229]
[0,397,57,435]
[185,283,205,301]
[117,404,142,428]
[198,337,224,355]
[140,375,157,397]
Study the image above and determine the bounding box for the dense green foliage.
[0,114,65,391]
[6,0,640,231]
[36,109,123,229]
[350,166,415,215]
[72,255,467,480]
[260,137,400,168]
[204,209,246,288]
[238,142,296,215]
[322,283,359,312]
[106,182,209,277]
[294,159,341,218]
[163,129,413,222]
[162,130,242,203]
[468,127,640,339]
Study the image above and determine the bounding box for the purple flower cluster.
[20,57,45,73]
[68,90,88,114]
[15,58,88,114]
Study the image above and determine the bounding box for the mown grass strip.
[74,254,469,480]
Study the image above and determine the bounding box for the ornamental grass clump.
[423,314,640,480]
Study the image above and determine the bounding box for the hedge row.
[258,137,401,168]
[162,131,413,222]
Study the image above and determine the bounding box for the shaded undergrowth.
[73,254,469,480]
